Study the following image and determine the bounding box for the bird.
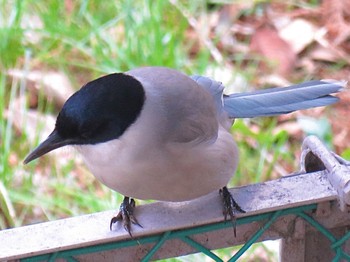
[24,67,343,236]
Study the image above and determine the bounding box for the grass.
[0,0,342,261]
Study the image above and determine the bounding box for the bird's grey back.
[127,67,219,144]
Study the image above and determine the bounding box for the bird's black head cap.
[24,73,145,164]
[56,73,145,144]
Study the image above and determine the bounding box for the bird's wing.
[190,75,233,129]
[190,75,225,113]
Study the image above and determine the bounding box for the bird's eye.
[80,131,91,139]
[80,121,107,140]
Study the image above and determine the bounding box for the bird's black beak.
[24,130,72,164]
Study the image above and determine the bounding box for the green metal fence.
[20,204,350,261]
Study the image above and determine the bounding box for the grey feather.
[191,76,344,119]
[224,80,343,118]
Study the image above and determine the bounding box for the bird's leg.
[219,186,245,237]
[110,196,142,237]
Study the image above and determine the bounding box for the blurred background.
[1,0,349,260]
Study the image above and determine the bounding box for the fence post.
[280,216,306,262]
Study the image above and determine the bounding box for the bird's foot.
[110,196,142,237]
[220,186,245,237]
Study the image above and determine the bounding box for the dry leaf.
[322,0,350,45]
[309,45,340,63]
[279,19,316,54]
[250,24,296,77]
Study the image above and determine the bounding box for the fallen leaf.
[309,45,340,63]
[250,24,296,77]
[279,19,316,54]
[322,0,350,45]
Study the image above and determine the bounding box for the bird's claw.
[110,197,142,237]
[220,186,245,237]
